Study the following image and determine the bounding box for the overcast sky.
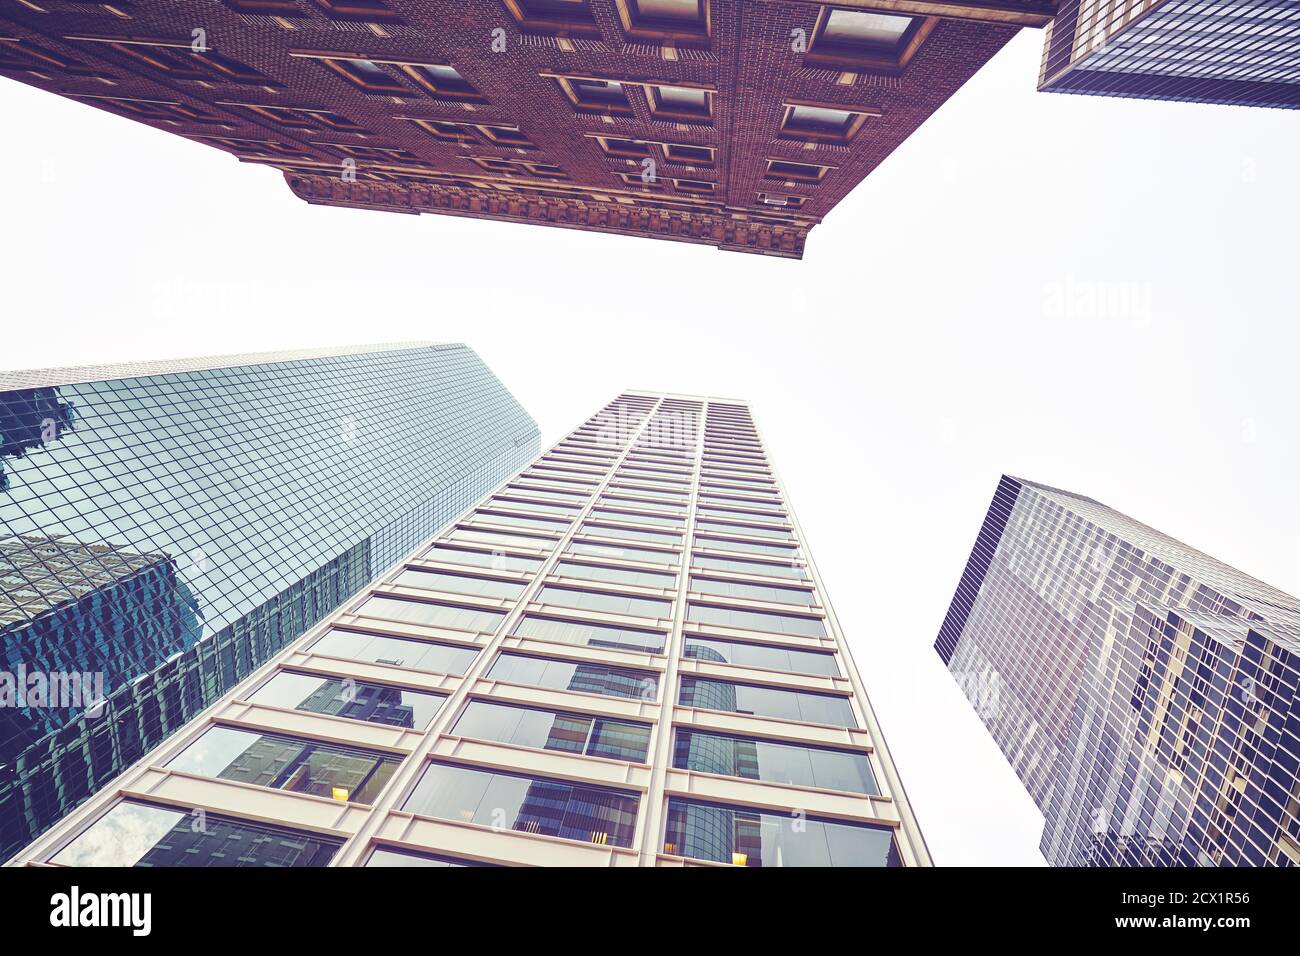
[4,28,1298,865]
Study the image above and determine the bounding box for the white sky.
[3,29,1298,866]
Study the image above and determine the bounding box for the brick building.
[0,1,1054,258]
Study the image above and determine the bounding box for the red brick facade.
[1,1,1055,258]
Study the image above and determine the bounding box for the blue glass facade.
[0,343,538,859]
[937,476,1300,866]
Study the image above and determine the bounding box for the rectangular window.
[764,159,830,184]
[695,519,793,540]
[647,83,713,121]
[595,136,652,158]
[504,0,601,38]
[354,595,505,633]
[664,143,715,166]
[400,63,483,101]
[554,75,634,115]
[674,178,715,194]
[249,670,445,729]
[365,847,491,867]
[590,508,682,528]
[683,635,838,676]
[473,509,571,531]
[678,676,855,726]
[491,496,580,516]
[488,652,659,701]
[674,729,878,794]
[50,801,340,867]
[453,700,651,761]
[538,585,672,619]
[663,798,900,866]
[449,527,558,550]
[555,561,675,589]
[514,614,666,653]
[421,546,542,574]
[617,0,710,43]
[309,628,479,675]
[568,541,680,566]
[167,726,401,804]
[402,762,640,848]
[779,102,878,143]
[693,554,806,580]
[313,0,402,22]
[806,7,933,73]
[689,576,814,606]
[688,603,826,638]
[582,523,681,545]
[392,568,526,599]
[695,535,798,558]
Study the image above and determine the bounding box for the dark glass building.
[936,476,1300,866]
[1040,0,1300,108]
[0,343,538,860]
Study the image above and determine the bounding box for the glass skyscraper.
[936,476,1300,866]
[11,391,929,867]
[0,343,539,860]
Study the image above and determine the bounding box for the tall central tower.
[12,391,929,867]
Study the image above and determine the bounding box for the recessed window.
[663,143,714,166]
[617,0,710,43]
[401,63,484,101]
[221,0,303,13]
[316,56,406,93]
[757,192,805,208]
[312,0,402,21]
[504,0,601,38]
[764,159,830,184]
[555,75,634,115]
[780,102,877,143]
[806,7,934,73]
[410,118,476,142]
[648,83,712,121]
[674,178,714,194]
[479,125,533,147]
[595,135,651,158]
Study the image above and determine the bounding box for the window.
[674,178,715,194]
[453,700,651,761]
[616,0,710,44]
[354,596,506,633]
[421,546,542,574]
[693,553,807,580]
[312,0,402,21]
[690,576,814,606]
[538,585,672,619]
[568,541,680,565]
[590,508,682,528]
[504,0,601,38]
[805,7,934,73]
[695,535,798,558]
[555,561,675,589]
[410,118,476,142]
[683,635,838,676]
[167,726,401,804]
[582,523,681,545]
[474,509,570,530]
[648,83,713,121]
[696,519,793,540]
[448,527,558,550]
[764,159,830,184]
[679,676,856,726]
[479,125,534,147]
[309,628,479,675]
[49,801,340,867]
[314,56,406,94]
[71,36,274,85]
[222,0,303,13]
[688,602,825,637]
[365,847,491,867]
[401,63,484,101]
[663,798,900,866]
[555,76,634,115]
[249,671,446,729]
[392,568,526,600]
[594,135,652,158]
[674,730,878,794]
[664,143,714,166]
[488,652,659,701]
[402,762,640,848]
[513,614,666,653]
[780,102,878,143]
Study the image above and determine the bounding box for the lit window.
[617,0,710,43]
[648,83,712,120]
[806,7,934,72]
[779,102,876,142]
[764,159,830,183]
[504,0,600,37]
